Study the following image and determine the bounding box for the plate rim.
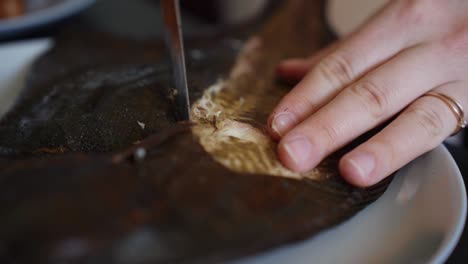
[429,145,467,263]
[0,0,95,36]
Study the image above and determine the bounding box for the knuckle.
[405,104,445,137]
[318,122,341,149]
[348,80,389,119]
[281,91,315,116]
[344,139,394,184]
[442,25,468,56]
[369,139,395,174]
[396,0,432,24]
[316,52,355,87]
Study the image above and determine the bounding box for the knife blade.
[161,0,191,121]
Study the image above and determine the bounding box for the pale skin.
[268,0,468,187]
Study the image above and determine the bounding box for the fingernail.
[346,153,375,182]
[283,135,313,168]
[272,112,296,137]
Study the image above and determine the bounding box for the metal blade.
[161,0,191,121]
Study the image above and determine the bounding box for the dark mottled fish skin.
[0,0,392,263]
[0,34,240,154]
[0,126,391,264]
[0,65,176,153]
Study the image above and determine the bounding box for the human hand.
[268,0,468,187]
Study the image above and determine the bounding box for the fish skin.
[0,125,391,263]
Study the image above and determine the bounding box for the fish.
[0,0,392,263]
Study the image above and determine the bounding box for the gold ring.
[423,91,467,136]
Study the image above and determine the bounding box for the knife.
[161,0,191,121]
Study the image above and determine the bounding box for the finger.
[340,82,468,187]
[277,42,460,173]
[275,41,341,83]
[268,1,438,138]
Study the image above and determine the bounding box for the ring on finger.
[421,91,467,135]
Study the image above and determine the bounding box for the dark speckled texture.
[0,126,391,263]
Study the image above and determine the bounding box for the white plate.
[0,0,94,38]
[0,39,466,264]
[237,146,466,264]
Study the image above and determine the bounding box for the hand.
[268,0,468,187]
